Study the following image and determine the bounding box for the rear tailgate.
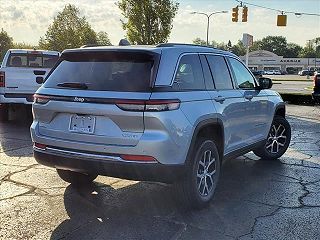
[33,50,159,147]
[4,67,50,94]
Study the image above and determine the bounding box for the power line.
[235,0,320,16]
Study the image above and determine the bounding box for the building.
[240,50,320,74]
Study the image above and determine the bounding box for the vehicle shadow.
[49,159,293,240]
[0,105,33,158]
[50,116,320,239]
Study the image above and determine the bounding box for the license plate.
[69,115,96,134]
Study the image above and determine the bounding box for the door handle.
[214,96,226,103]
[245,94,253,100]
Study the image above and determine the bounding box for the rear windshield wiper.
[56,82,88,90]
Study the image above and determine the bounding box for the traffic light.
[232,7,239,22]
[277,15,287,26]
[242,6,248,22]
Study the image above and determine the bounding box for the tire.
[0,104,8,122]
[174,138,221,209]
[57,169,97,185]
[253,116,291,160]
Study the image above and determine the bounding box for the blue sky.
[0,0,319,46]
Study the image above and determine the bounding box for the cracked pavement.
[0,104,320,240]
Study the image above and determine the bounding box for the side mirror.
[258,77,272,89]
[36,76,44,84]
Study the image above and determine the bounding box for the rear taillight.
[34,94,50,104]
[0,71,5,87]
[115,99,180,112]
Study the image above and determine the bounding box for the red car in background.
[313,72,320,103]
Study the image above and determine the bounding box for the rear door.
[4,51,59,94]
[34,50,158,147]
[201,54,248,154]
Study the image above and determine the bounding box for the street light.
[191,11,228,46]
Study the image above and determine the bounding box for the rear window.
[44,51,157,92]
[7,53,58,68]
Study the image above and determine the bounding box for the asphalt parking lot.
[0,104,320,240]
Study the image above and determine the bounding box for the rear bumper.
[34,148,186,183]
[0,94,33,104]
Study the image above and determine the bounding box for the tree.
[13,42,38,50]
[0,29,13,61]
[285,43,302,58]
[96,31,112,46]
[192,38,219,48]
[117,0,179,45]
[249,40,262,52]
[230,40,246,56]
[193,37,207,46]
[39,4,98,51]
[258,36,287,56]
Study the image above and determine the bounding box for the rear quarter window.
[44,51,158,92]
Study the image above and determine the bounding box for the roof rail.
[80,44,101,48]
[156,43,216,49]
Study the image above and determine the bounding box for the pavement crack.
[236,207,281,240]
[0,164,49,201]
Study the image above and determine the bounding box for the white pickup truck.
[0,49,59,121]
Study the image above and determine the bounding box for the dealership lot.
[0,105,320,240]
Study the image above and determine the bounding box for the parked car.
[30,43,291,209]
[0,49,59,121]
[251,70,265,79]
[312,72,320,103]
[298,69,314,76]
[265,69,281,75]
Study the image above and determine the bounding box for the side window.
[206,55,233,90]
[173,54,205,90]
[228,58,256,89]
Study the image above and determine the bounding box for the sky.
[0,0,319,47]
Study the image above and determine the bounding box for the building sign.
[280,59,301,63]
[242,33,253,48]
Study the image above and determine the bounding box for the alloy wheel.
[197,150,216,197]
[266,123,287,154]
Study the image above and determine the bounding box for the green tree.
[249,40,262,52]
[96,31,112,46]
[193,37,207,46]
[230,40,246,56]
[39,4,98,51]
[0,29,13,61]
[299,40,316,58]
[258,36,287,56]
[192,38,219,48]
[117,0,179,45]
[13,42,38,50]
[285,43,302,58]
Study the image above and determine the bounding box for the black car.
[312,72,320,103]
[299,70,314,76]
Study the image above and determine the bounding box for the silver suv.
[30,44,291,209]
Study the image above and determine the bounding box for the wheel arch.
[274,103,286,118]
[186,118,224,164]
